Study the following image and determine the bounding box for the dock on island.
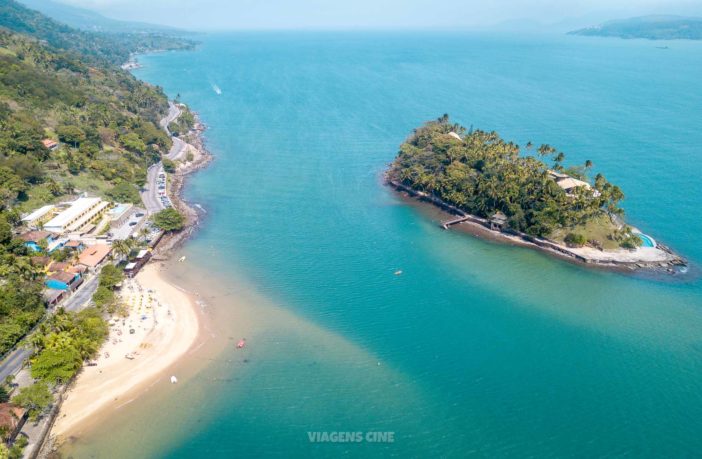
[441,215,473,229]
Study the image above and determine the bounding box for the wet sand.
[52,263,201,440]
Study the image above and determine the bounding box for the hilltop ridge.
[569,15,702,40]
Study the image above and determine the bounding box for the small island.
[387,115,685,272]
[569,15,702,40]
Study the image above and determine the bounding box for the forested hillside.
[19,0,182,34]
[1,0,194,65]
[0,0,182,355]
[389,116,642,249]
[570,15,702,40]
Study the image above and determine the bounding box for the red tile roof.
[31,256,52,267]
[19,230,52,242]
[77,244,111,267]
[0,403,25,431]
[48,261,71,272]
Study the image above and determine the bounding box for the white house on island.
[548,171,601,198]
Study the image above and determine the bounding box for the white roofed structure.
[44,198,111,234]
[22,205,55,227]
[548,170,601,198]
[556,177,591,191]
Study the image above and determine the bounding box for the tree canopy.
[389,115,633,246]
[152,207,185,232]
[99,264,124,289]
[29,308,108,384]
[12,381,52,421]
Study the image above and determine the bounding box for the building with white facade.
[44,198,112,234]
[21,205,56,228]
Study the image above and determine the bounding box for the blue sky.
[56,0,702,30]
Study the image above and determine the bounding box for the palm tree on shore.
[537,144,555,158]
[553,152,565,170]
[112,239,134,260]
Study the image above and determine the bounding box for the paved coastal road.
[140,100,184,214]
[161,102,188,161]
[64,274,100,312]
[0,348,30,382]
[141,164,165,214]
[160,101,181,132]
[167,136,187,161]
[0,275,99,381]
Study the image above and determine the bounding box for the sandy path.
[52,263,199,438]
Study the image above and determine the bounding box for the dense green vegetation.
[0,435,23,459]
[0,0,195,66]
[29,307,108,384]
[152,207,185,232]
[11,381,52,421]
[92,264,124,308]
[0,277,44,356]
[0,29,171,200]
[570,15,702,40]
[19,0,183,34]
[0,0,180,355]
[162,158,176,173]
[389,115,641,249]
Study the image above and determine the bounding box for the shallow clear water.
[77,32,702,457]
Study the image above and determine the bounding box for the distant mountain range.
[18,0,184,34]
[1,0,194,65]
[569,15,702,40]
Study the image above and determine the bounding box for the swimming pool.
[110,204,130,216]
[637,233,656,248]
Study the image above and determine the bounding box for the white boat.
[179,256,186,262]
[170,375,178,384]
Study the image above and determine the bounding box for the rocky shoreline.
[387,178,687,275]
[152,113,213,258]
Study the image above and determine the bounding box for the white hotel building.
[21,204,56,228]
[44,197,112,234]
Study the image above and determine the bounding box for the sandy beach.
[52,263,200,439]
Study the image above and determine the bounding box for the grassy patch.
[16,183,58,213]
[550,213,620,250]
[53,172,112,198]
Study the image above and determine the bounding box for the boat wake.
[212,84,222,95]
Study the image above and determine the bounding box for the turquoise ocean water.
[82,32,702,457]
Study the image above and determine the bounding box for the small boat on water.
[170,375,178,384]
[236,338,246,349]
[179,256,186,262]
[394,270,403,276]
